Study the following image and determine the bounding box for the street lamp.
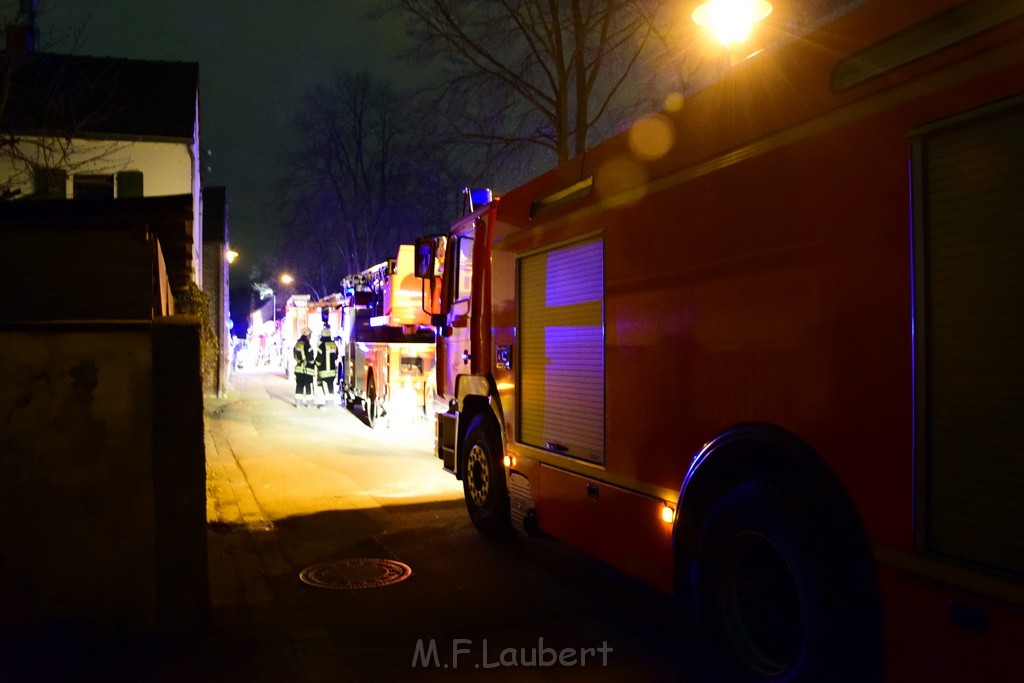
[279,273,322,301]
[692,0,773,46]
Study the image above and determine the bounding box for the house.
[0,39,205,288]
[1,33,235,395]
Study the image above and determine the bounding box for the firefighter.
[293,328,315,407]
[314,327,339,407]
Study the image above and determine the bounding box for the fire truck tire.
[462,416,513,536]
[688,481,881,683]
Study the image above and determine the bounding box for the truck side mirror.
[414,237,436,279]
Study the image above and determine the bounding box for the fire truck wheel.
[688,481,881,683]
[462,416,513,536]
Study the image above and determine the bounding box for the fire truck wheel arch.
[454,377,506,446]
[676,424,882,682]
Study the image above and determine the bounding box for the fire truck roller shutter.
[519,237,604,463]
[915,97,1024,580]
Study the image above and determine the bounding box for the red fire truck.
[281,293,342,378]
[414,1,1024,680]
[342,245,435,427]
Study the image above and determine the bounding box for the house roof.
[0,51,199,141]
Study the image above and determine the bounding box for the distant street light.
[225,248,239,264]
[279,273,322,301]
[692,0,773,46]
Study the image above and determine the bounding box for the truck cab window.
[455,236,474,301]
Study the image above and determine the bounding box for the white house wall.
[0,135,203,286]
[0,136,193,197]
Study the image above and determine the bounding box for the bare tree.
[276,71,465,287]
[382,0,684,167]
[1,1,129,200]
[382,0,870,178]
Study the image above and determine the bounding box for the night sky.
[7,0,429,268]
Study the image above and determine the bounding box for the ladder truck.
[341,244,435,427]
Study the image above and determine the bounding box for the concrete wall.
[0,209,207,647]
[0,327,157,635]
[201,187,229,397]
[152,317,208,639]
[0,321,206,643]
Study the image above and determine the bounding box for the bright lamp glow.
[692,0,773,46]
[280,273,295,284]
[661,505,675,524]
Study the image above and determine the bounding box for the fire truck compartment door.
[519,237,604,464]
[916,97,1024,579]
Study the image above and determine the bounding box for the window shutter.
[116,170,144,198]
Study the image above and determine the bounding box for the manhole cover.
[299,558,412,589]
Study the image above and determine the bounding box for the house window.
[116,170,144,198]
[33,167,67,199]
[73,174,114,200]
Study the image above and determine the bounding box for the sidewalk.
[191,367,455,681]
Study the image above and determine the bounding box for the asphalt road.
[47,367,695,681]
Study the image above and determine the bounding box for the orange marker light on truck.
[661,505,675,524]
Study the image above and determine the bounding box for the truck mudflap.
[437,409,458,475]
[509,472,537,535]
